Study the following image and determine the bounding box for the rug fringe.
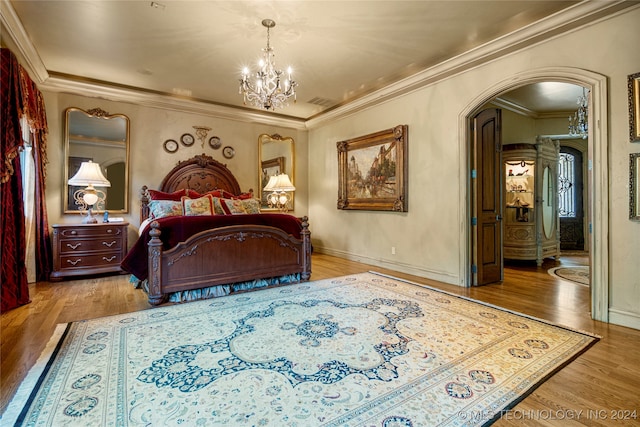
[0,323,69,424]
[367,270,602,339]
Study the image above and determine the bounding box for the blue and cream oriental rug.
[3,272,598,426]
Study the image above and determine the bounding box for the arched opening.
[458,67,609,322]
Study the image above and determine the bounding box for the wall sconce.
[68,161,111,223]
[263,173,295,212]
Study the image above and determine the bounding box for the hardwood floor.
[2,253,639,425]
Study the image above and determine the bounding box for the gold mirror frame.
[258,133,295,211]
[63,107,130,214]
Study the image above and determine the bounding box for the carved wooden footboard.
[146,216,311,305]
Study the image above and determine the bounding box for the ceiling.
[2,1,631,121]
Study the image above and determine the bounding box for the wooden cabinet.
[50,222,128,281]
[503,138,559,266]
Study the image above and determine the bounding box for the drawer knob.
[102,241,116,248]
[102,256,116,263]
[70,230,77,235]
[66,259,81,266]
[66,243,81,250]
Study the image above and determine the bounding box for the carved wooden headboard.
[140,153,250,222]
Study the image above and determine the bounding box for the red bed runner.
[121,213,303,281]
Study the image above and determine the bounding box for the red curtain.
[1,49,30,311]
[1,48,51,311]
[19,67,52,281]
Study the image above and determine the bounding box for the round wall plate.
[163,139,178,153]
[180,133,195,146]
[222,146,235,159]
[209,136,221,149]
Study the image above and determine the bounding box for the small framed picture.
[180,133,195,146]
[209,136,221,149]
[222,146,235,159]
[163,139,178,153]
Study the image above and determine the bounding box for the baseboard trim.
[608,308,640,331]
[315,246,460,286]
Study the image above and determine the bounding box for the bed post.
[147,221,165,305]
[300,216,311,281]
[140,185,150,222]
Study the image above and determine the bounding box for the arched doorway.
[459,67,609,322]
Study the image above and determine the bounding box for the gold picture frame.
[629,72,640,142]
[337,125,408,211]
[631,153,640,221]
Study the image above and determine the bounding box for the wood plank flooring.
[2,253,639,425]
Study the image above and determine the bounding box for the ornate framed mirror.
[63,107,130,214]
[258,133,294,211]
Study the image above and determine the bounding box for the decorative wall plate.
[222,146,235,159]
[209,136,221,149]
[163,139,178,153]
[180,133,195,146]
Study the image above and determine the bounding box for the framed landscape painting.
[337,125,408,211]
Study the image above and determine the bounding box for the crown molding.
[305,1,637,128]
[39,76,307,130]
[0,0,48,82]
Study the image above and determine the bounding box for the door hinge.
[471,169,477,179]
[471,265,477,274]
[471,217,477,226]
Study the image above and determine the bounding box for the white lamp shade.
[68,161,111,187]
[263,175,278,192]
[268,173,295,192]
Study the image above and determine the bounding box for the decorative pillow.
[221,198,247,215]
[182,195,214,216]
[241,198,261,214]
[148,189,188,201]
[210,197,227,215]
[148,200,183,219]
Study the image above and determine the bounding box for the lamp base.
[82,208,98,224]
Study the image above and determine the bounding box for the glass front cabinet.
[503,138,560,266]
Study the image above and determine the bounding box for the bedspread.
[121,213,304,281]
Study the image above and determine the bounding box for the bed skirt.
[130,273,302,304]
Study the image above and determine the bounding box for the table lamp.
[263,173,295,212]
[68,161,111,223]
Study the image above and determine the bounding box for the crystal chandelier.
[568,87,588,139]
[239,19,298,111]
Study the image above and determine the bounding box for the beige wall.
[307,8,640,329]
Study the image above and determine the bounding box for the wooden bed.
[124,153,311,306]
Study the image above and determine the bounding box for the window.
[558,152,576,218]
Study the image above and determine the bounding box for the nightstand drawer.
[58,237,123,254]
[58,226,125,239]
[58,252,123,271]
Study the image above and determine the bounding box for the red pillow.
[190,189,237,199]
[148,189,188,201]
[234,191,254,200]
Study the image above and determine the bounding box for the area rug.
[2,272,598,426]
[548,266,590,286]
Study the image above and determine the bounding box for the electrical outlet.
[391,247,396,255]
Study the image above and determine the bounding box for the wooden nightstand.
[50,222,129,281]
